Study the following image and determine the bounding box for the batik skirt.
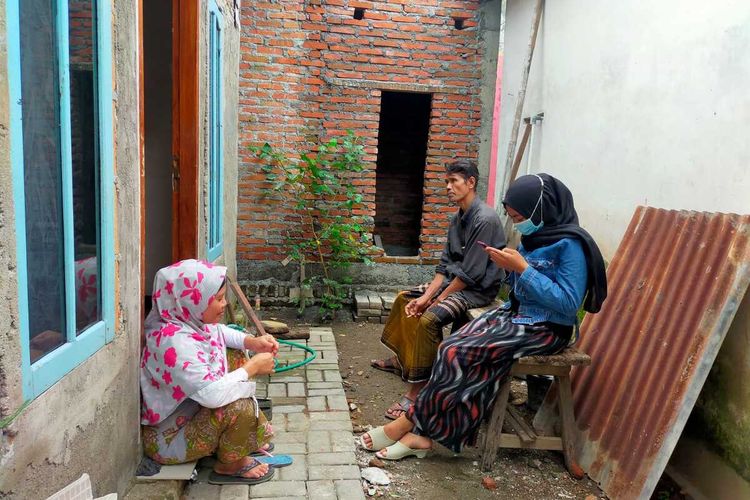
[407,308,569,453]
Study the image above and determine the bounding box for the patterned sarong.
[407,308,569,453]
[381,285,472,383]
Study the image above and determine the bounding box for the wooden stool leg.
[558,374,584,479]
[532,380,559,436]
[481,378,512,471]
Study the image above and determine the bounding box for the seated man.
[371,159,506,419]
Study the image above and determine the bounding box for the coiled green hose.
[227,324,317,373]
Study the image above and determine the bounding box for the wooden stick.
[500,0,544,203]
[228,279,268,337]
[502,121,533,236]
[226,297,237,324]
[509,120,532,187]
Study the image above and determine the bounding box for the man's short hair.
[446,159,479,191]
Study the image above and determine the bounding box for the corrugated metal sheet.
[572,207,750,500]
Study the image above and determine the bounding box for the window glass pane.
[20,0,67,362]
[69,0,101,333]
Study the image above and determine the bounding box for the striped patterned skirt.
[407,307,569,453]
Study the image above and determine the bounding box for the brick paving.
[184,327,365,500]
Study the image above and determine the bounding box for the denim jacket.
[504,238,588,326]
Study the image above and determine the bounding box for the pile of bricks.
[354,290,396,323]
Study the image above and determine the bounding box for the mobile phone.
[476,240,489,248]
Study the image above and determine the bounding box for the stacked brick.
[238,0,486,272]
[354,291,396,323]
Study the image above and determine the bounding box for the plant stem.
[307,210,332,297]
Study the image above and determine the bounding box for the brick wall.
[69,1,94,67]
[238,0,485,276]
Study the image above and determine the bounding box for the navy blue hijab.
[503,174,608,313]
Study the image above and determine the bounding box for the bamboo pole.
[509,120,532,184]
[503,120,533,237]
[228,280,268,337]
[500,0,544,208]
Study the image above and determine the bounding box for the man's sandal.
[359,425,397,451]
[384,396,413,420]
[375,441,430,461]
[370,358,402,376]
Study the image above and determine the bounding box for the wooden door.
[171,0,199,261]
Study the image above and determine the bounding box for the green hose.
[227,324,317,373]
[274,338,317,373]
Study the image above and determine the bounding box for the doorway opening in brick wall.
[374,91,432,256]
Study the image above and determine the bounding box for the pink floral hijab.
[140,259,229,425]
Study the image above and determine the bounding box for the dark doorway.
[141,0,200,316]
[143,0,173,312]
[374,91,431,256]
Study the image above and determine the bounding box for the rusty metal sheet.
[572,207,750,500]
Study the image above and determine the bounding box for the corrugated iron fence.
[572,207,750,499]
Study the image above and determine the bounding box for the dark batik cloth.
[436,198,506,306]
[407,308,570,453]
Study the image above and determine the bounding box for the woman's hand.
[485,247,529,274]
[246,334,279,355]
[244,334,280,355]
[243,352,276,377]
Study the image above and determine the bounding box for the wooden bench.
[465,304,591,477]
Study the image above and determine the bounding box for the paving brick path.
[184,327,366,500]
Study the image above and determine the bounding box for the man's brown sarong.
[381,287,471,383]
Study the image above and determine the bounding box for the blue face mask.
[513,175,545,235]
[514,218,544,235]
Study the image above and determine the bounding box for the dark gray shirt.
[435,198,506,306]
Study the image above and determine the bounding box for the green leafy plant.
[252,131,376,319]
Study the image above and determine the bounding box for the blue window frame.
[7,0,114,400]
[207,0,224,262]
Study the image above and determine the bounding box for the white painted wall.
[496,0,750,258]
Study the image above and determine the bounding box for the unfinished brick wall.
[238,0,485,275]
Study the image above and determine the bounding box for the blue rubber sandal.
[256,453,293,468]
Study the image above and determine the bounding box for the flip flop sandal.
[384,396,413,420]
[359,425,397,451]
[256,454,294,468]
[375,441,430,461]
[208,458,276,485]
[370,358,402,375]
[199,442,275,468]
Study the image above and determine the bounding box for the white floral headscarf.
[140,259,228,425]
